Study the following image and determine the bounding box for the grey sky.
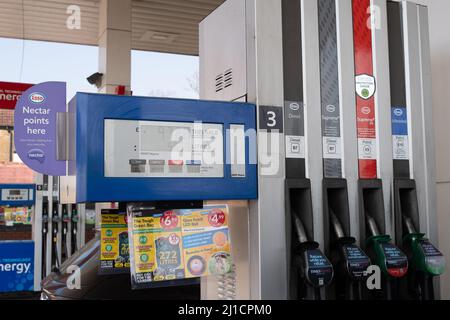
[0,37,199,101]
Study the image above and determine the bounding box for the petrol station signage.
[353,0,378,179]
[0,241,35,293]
[13,82,67,176]
[0,81,34,110]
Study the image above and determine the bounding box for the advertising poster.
[128,205,232,289]
[181,206,232,278]
[0,81,34,110]
[99,210,130,274]
[14,81,66,176]
[128,209,185,288]
[0,207,32,227]
[0,241,34,293]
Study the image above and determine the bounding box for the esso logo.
[208,209,226,227]
[29,92,45,104]
[361,106,371,115]
[289,103,300,111]
[160,211,178,230]
[394,108,403,117]
[326,105,336,113]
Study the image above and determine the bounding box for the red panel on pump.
[353,0,378,179]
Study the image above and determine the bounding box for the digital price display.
[104,119,225,178]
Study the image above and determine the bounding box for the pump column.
[387,1,444,300]
[98,0,132,94]
[246,0,287,299]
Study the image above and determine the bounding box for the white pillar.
[98,0,132,94]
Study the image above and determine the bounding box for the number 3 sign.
[259,105,284,132]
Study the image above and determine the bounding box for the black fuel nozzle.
[329,210,371,284]
[42,206,49,223]
[367,216,381,237]
[293,214,310,246]
[52,214,60,224]
[330,211,346,240]
[292,213,333,292]
[42,206,49,233]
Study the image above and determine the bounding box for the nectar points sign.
[14,82,66,176]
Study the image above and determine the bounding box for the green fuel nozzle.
[366,216,408,279]
[403,217,445,276]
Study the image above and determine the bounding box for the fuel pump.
[66,92,257,299]
[317,0,371,300]
[351,0,409,299]
[292,214,333,300]
[281,0,334,300]
[71,206,79,254]
[386,0,445,300]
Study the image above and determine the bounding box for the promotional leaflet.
[0,207,32,226]
[99,209,130,274]
[181,206,232,278]
[128,208,185,288]
[128,205,232,289]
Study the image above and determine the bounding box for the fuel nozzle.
[293,214,309,245]
[403,216,445,278]
[329,210,371,285]
[330,211,346,240]
[403,216,418,235]
[71,207,78,223]
[42,206,49,223]
[42,205,49,233]
[62,206,70,223]
[367,216,381,237]
[292,213,333,292]
[365,213,408,280]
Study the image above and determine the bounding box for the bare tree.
[186,71,199,96]
[148,89,178,98]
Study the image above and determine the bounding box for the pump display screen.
[1,189,30,202]
[343,244,371,280]
[304,249,333,288]
[381,243,408,278]
[104,119,224,178]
